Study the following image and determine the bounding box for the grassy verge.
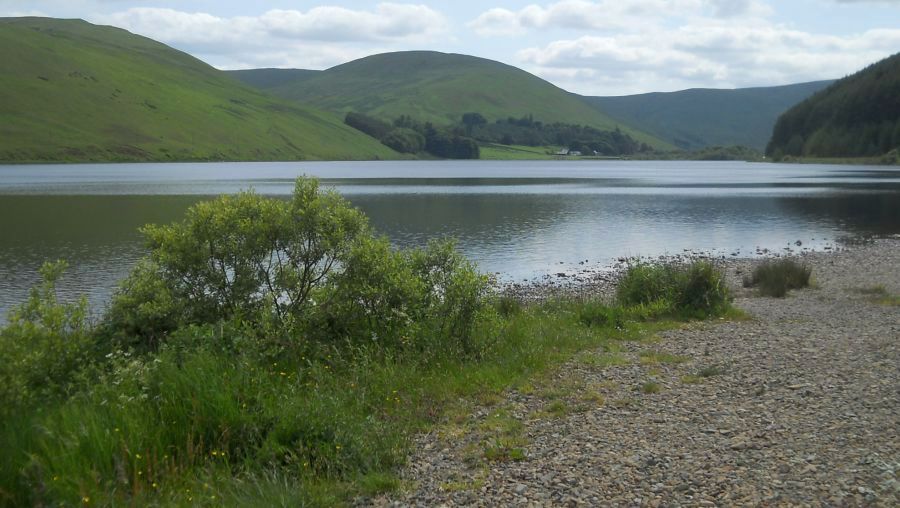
[478,144,560,160]
[0,296,706,506]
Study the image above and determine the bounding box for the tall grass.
[0,292,694,506]
[617,261,731,318]
[746,259,812,297]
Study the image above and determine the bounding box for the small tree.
[106,177,493,354]
[461,112,487,136]
[107,178,369,348]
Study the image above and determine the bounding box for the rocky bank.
[367,238,900,507]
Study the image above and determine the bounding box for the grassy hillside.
[257,51,671,149]
[767,52,900,160]
[226,68,321,90]
[586,81,833,151]
[0,17,397,162]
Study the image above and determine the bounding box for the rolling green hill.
[251,51,671,149]
[0,17,398,162]
[227,68,321,90]
[767,52,900,159]
[585,81,833,151]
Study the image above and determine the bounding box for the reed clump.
[617,261,731,318]
[744,258,812,297]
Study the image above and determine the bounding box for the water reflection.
[1,161,898,320]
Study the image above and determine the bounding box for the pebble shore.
[367,237,900,507]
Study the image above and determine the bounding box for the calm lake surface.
[2,160,899,320]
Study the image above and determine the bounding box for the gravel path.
[369,238,900,507]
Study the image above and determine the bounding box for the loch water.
[2,160,899,320]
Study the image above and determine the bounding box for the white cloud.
[258,4,448,43]
[1,9,48,16]
[468,0,772,37]
[91,4,448,69]
[518,24,900,94]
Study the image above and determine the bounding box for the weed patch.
[617,261,731,318]
[698,365,724,378]
[578,351,629,368]
[853,285,900,306]
[746,259,811,297]
[639,350,688,365]
[640,382,662,394]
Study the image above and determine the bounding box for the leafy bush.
[105,178,368,348]
[749,258,812,297]
[617,261,730,317]
[105,177,492,357]
[102,259,181,351]
[0,261,95,412]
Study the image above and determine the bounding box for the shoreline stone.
[367,236,900,507]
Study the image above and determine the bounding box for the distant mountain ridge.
[236,51,671,149]
[0,17,396,162]
[767,52,900,159]
[585,81,834,151]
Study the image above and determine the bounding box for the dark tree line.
[345,110,652,159]
[767,52,900,159]
[345,112,478,159]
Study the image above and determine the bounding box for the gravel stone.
[364,238,900,507]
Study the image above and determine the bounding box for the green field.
[0,17,399,162]
[226,68,320,90]
[478,144,559,160]
[244,51,671,150]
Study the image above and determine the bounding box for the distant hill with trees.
[343,110,653,159]
[585,81,833,151]
[234,51,672,150]
[766,52,900,160]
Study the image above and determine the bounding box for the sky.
[3,0,900,95]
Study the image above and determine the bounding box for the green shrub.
[102,259,181,352]
[749,258,812,297]
[0,261,95,413]
[617,261,730,317]
[616,264,679,307]
[407,239,494,357]
[675,262,730,316]
[105,177,492,358]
